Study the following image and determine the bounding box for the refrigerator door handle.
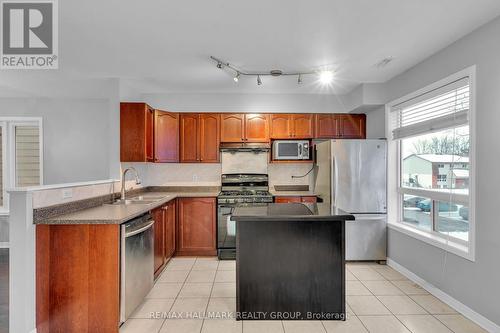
[332,155,338,207]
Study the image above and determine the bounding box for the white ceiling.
[4,0,500,96]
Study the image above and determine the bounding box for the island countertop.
[231,203,355,222]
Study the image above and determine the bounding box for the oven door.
[217,203,237,259]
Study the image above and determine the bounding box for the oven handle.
[125,220,154,238]
[219,206,235,216]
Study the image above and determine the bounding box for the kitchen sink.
[109,200,158,205]
[130,195,165,201]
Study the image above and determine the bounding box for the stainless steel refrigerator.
[315,139,387,261]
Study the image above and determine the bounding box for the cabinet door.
[292,114,314,138]
[120,102,154,162]
[340,114,366,139]
[275,196,302,203]
[177,197,216,256]
[270,114,292,139]
[179,114,199,162]
[314,114,340,138]
[165,200,176,259]
[245,114,269,142]
[154,110,179,162]
[221,114,245,142]
[152,206,166,277]
[199,114,220,162]
[146,106,155,161]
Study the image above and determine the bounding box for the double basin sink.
[108,195,166,206]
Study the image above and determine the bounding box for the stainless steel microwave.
[272,140,310,160]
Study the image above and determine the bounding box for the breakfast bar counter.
[231,203,354,320]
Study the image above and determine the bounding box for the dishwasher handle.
[125,220,154,238]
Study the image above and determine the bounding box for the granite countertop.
[231,203,354,222]
[269,189,318,197]
[36,190,220,225]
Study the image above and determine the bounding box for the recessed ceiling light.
[233,72,240,82]
[319,71,334,85]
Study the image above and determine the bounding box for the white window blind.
[391,77,470,139]
[15,126,40,187]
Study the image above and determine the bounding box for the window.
[0,119,42,212]
[387,67,475,260]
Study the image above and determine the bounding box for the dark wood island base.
[232,203,354,321]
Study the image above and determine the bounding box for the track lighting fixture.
[210,56,335,86]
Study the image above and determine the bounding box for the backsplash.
[268,163,315,190]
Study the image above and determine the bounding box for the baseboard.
[387,258,500,333]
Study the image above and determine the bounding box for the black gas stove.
[217,174,273,259]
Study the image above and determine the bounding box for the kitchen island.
[232,203,354,321]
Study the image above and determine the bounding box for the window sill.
[388,221,474,262]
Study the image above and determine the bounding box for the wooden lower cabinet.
[275,196,317,203]
[36,224,120,333]
[176,197,217,256]
[152,200,177,279]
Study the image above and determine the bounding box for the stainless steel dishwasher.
[120,213,154,324]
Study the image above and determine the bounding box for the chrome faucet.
[120,167,141,201]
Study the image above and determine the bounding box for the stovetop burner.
[218,173,273,204]
[219,190,271,197]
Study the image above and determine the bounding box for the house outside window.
[387,67,475,261]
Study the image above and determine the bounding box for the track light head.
[233,72,240,82]
[297,74,302,85]
[257,75,262,85]
[217,62,222,69]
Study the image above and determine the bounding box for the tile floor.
[120,257,487,333]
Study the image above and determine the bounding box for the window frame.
[386,66,476,261]
[0,117,43,214]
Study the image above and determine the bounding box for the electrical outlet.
[192,174,198,182]
[62,188,73,199]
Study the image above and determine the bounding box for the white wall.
[365,106,386,139]
[0,98,112,184]
[142,93,350,113]
[383,15,500,327]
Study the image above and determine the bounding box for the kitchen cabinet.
[270,114,314,139]
[180,113,220,163]
[245,114,269,142]
[154,110,179,162]
[152,205,167,278]
[314,114,366,139]
[120,102,155,162]
[120,103,179,162]
[165,200,176,259]
[221,113,269,142]
[275,196,317,203]
[221,114,245,142]
[314,114,340,138]
[152,200,177,279]
[176,197,217,256]
[36,224,120,333]
[339,114,366,139]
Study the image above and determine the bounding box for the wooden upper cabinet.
[314,114,340,138]
[154,110,179,162]
[180,113,220,163]
[314,113,366,139]
[199,114,220,162]
[221,114,245,142]
[270,114,291,139]
[245,114,269,142]
[179,114,199,162]
[340,114,366,139]
[291,114,314,138]
[120,102,155,162]
[176,197,217,256]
